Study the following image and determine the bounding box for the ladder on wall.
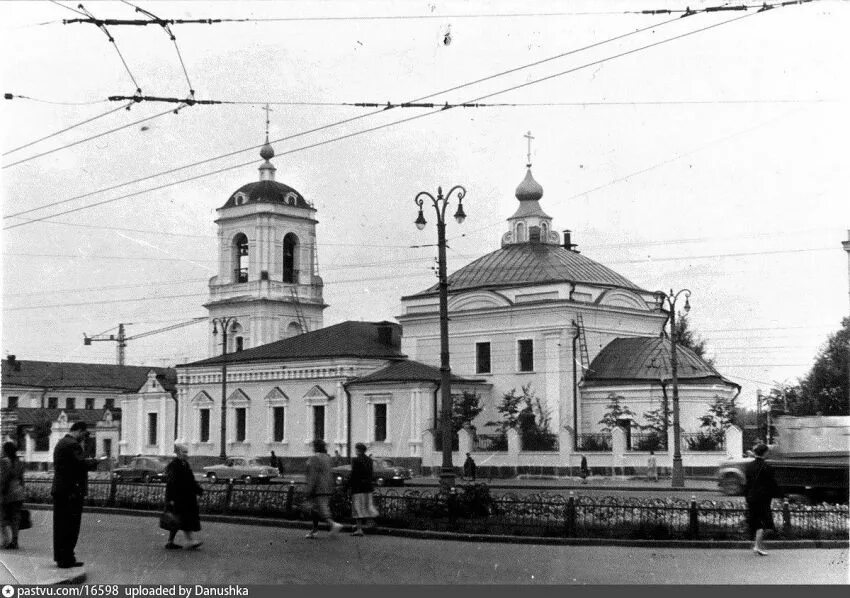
[290,288,309,334]
[574,313,590,372]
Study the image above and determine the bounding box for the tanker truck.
[716,415,849,503]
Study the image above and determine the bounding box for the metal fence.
[520,434,559,452]
[682,432,725,452]
[23,478,849,541]
[473,434,508,452]
[629,432,667,452]
[575,433,611,452]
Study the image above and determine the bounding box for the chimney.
[563,230,579,252]
[375,322,401,349]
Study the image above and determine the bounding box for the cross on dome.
[259,103,276,180]
[524,130,534,167]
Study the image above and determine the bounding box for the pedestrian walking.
[646,450,658,482]
[164,443,203,550]
[744,443,781,556]
[304,439,343,539]
[1,441,25,549]
[579,455,589,484]
[269,451,284,477]
[349,443,379,537]
[51,421,99,569]
[463,453,477,481]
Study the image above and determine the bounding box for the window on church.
[235,336,244,352]
[66,397,76,410]
[516,222,525,242]
[313,405,325,441]
[199,409,210,442]
[147,413,158,446]
[476,342,491,374]
[104,398,115,410]
[7,396,18,409]
[48,397,58,409]
[233,233,249,283]
[518,339,534,372]
[283,233,298,283]
[373,403,387,442]
[529,226,541,243]
[85,398,94,410]
[235,408,247,442]
[273,407,285,442]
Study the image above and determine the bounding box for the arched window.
[283,233,298,283]
[541,222,548,241]
[516,222,525,242]
[286,322,302,338]
[232,233,249,283]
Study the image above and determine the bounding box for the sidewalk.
[0,553,86,585]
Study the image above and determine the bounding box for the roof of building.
[10,407,121,426]
[404,243,646,299]
[582,337,739,388]
[1,359,176,393]
[348,359,484,386]
[182,321,405,367]
[221,180,313,210]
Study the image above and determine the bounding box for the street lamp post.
[414,185,467,491]
[212,316,237,460]
[656,288,691,488]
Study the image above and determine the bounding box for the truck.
[716,415,849,503]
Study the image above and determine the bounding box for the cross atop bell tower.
[524,130,534,167]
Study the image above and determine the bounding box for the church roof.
[404,243,646,299]
[221,180,313,210]
[582,337,739,388]
[348,359,484,386]
[181,321,404,367]
[1,359,176,393]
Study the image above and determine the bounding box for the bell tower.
[204,112,326,355]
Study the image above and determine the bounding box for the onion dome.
[515,168,543,202]
[260,138,275,161]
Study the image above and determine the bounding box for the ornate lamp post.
[211,316,237,460]
[414,184,467,490]
[655,288,691,488]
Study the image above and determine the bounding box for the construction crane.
[83,318,206,365]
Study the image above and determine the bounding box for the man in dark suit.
[52,421,98,568]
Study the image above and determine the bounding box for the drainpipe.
[568,282,576,302]
[344,382,352,459]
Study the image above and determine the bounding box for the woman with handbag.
[163,444,203,550]
[1,441,26,549]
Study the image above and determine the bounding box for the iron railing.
[682,432,725,451]
[23,478,849,541]
[473,434,507,452]
[520,434,559,452]
[629,432,667,452]
[575,433,611,452]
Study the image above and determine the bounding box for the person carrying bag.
[1,441,26,549]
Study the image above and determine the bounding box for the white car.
[203,457,278,484]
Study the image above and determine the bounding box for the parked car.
[333,458,412,487]
[112,456,171,483]
[202,457,278,484]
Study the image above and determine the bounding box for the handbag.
[19,508,32,530]
[159,509,180,532]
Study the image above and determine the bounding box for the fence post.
[688,495,699,539]
[108,476,117,507]
[285,481,295,517]
[565,491,576,538]
[447,487,458,528]
[224,478,234,514]
[782,500,792,535]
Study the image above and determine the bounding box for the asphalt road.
[17,510,849,584]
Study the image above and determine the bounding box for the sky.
[2,0,849,411]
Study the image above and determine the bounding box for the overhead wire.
[75,3,143,95]
[2,93,110,106]
[3,12,685,222]
[2,103,185,169]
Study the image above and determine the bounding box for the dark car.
[112,456,171,483]
[333,459,412,487]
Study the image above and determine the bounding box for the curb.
[27,504,848,550]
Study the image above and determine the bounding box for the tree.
[487,384,557,449]
[698,394,738,437]
[640,405,670,434]
[671,311,714,366]
[598,393,635,432]
[451,391,483,433]
[768,318,849,417]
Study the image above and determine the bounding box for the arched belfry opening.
[283,233,299,283]
[232,233,249,283]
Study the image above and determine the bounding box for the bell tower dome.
[204,108,326,355]
[502,131,559,247]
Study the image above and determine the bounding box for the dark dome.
[222,180,312,210]
[583,337,738,387]
[404,243,645,298]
